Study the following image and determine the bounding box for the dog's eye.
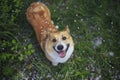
[62,36,67,40]
[52,38,57,42]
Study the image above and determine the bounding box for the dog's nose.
[57,45,63,51]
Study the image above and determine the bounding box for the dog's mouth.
[53,44,70,58]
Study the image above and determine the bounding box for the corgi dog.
[26,2,74,66]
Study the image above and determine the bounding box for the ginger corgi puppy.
[26,2,74,66]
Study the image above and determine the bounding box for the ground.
[0,0,120,80]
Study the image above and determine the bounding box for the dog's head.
[45,26,74,63]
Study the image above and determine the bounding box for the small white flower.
[74,20,77,22]
[106,13,109,16]
[111,21,113,25]
[80,18,83,21]
[95,75,101,80]
[55,25,59,29]
[66,7,69,9]
[109,52,114,56]
[76,14,78,16]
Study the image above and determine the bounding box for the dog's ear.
[64,25,70,33]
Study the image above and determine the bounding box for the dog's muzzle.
[53,44,70,58]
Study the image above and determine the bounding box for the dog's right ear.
[64,25,70,33]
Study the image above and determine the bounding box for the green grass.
[0,0,120,80]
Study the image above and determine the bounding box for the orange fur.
[26,2,58,50]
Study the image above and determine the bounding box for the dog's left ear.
[65,25,70,33]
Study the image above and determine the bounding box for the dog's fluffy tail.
[26,2,57,42]
[26,2,51,24]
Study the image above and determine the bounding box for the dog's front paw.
[52,62,58,66]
